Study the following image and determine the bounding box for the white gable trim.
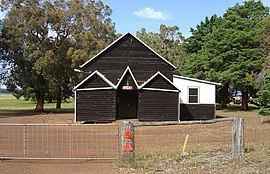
[116,66,139,89]
[80,32,177,69]
[173,75,221,86]
[139,71,180,92]
[133,33,177,69]
[142,88,179,93]
[76,87,114,91]
[80,33,127,68]
[74,70,116,90]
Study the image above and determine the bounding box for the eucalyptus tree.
[136,24,184,71]
[0,0,116,110]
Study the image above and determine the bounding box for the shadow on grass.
[216,104,259,112]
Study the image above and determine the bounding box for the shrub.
[258,107,270,116]
[255,90,270,107]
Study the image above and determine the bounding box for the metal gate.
[0,124,119,159]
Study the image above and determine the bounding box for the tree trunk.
[35,90,45,112]
[47,94,53,103]
[219,82,229,109]
[241,90,248,111]
[56,87,62,109]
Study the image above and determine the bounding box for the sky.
[0,0,269,89]
[101,0,270,38]
[0,0,270,38]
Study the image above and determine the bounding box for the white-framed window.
[188,87,199,103]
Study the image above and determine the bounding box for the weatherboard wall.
[138,90,179,121]
[76,90,117,122]
[82,34,174,85]
[180,104,215,120]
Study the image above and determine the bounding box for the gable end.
[140,71,180,92]
[80,32,176,69]
[74,70,115,90]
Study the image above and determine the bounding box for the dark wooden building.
[74,33,180,122]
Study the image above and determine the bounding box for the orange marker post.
[122,121,135,160]
[124,142,133,152]
[123,130,133,139]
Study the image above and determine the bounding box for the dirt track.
[0,109,269,174]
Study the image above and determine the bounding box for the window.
[188,87,199,103]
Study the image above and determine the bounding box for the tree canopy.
[136,24,185,71]
[181,0,269,110]
[0,0,116,111]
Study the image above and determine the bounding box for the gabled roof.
[139,71,180,92]
[74,70,116,90]
[80,32,176,69]
[116,66,139,89]
[173,75,221,86]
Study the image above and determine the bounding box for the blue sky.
[102,0,270,38]
[0,0,270,37]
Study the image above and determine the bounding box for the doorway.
[117,91,138,119]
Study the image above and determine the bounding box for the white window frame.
[188,86,200,104]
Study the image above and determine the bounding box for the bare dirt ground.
[0,109,269,174]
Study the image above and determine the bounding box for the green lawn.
[0,93,74,112]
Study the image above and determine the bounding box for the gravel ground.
[0,108,269,173]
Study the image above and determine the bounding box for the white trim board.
[76,87,114,91]
[141,88,179,93]
[139,71,180,92]
[115,66,139,89]
[173,75,221,86]
[74,90,77,123]
[187,86,200,104]
[80,32,176,69]
[80,33,127,68]
[74,70,116,90]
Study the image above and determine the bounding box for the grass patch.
[115,153,154,169]
[115,150,197,170]
[246,143,270,161]
[0,93,74,112]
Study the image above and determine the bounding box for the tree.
[255,16,270,113]
[221,0,268,110]
[181,1,269,110]
[256,16,270,88]
[136,24,184,71]
[1,0,116,111]
[181,15,231,108]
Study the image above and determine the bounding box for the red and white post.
[121,121,135,160]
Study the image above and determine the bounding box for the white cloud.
[133,7,171,20]
[0,11,7,20]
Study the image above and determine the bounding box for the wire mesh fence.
[0,124,119,159]
[134,121,232,155]
[134,119,270,156]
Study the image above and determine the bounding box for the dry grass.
[116,148,270,174]
[116,108,270,174]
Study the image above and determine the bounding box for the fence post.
[23,125,26,158]
[232,117,244,157]
[121,121,134,160]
